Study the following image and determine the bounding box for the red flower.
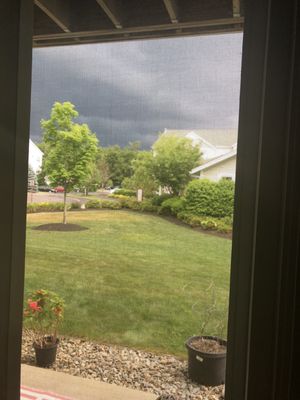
[29,301,42,312]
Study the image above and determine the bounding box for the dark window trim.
[0,1,299,399]
[226,1,299,399]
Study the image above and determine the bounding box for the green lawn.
[25,210,231,357]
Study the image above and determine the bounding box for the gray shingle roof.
[162,129,238,148]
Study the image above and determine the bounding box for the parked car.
[38,185,55,193]
[54,186,64,193]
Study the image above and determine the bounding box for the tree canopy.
[41,102,98,223]
[152,134,201,195]
[122,151,158,197]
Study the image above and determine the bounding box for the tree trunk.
[63,186,67,224]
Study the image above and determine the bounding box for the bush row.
[185,179,234,218]
[113,188,136,197]
[85,198,158,213]
[27,202,81,213]
[177,211,232,233]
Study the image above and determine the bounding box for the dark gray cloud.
[30,33,243,148]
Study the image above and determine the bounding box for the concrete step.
[21,365,156,400]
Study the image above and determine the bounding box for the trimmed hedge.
[159,197,186,216]
[27,196,232,235]
[185,179,234,218]
[85,199,122,209]
[114,189,136,197]
[27,202,81,213]
[151,193,173,206]
[177,211,232,233]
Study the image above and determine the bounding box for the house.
[29,139,43,174]
[161,129,237,181]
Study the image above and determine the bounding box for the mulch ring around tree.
[32,223,88,232]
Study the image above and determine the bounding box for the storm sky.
[30,33,243,148]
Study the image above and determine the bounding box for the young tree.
[41,102,98,224]
[98,159,111,188]
[101,142,140,186]
[28,164,38,192]
[152,135,201,195]
[122,151,158,197]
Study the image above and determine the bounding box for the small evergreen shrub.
[70,202,81,209]
[101,200,122,209]
[114,189,136,197]
[140,200,159,213]
[177,211,232,233]
[109,194,132,200]
[151,193,173,206]
[85,199,122,209]
[159,197,186,216]
[185,179,234,218]
[27,202,68,213]
[85,199,102,209]
[200,219,218,230]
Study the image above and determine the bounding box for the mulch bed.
[32,223,88,232]
[22,332,224,400]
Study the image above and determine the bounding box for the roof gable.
[162,129,238,148]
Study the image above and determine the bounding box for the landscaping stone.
[22,332,224,400]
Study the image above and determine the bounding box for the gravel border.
[22,332,224,400]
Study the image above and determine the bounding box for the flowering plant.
[23,289,64,348]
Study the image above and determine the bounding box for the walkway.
[21,365,156,400]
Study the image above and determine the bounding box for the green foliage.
[27,202,79,213]
[114,189,136,197]
[139,200,159,213]
[28,165,38,193]
[85,199,122,210]
[151,193,173,206]
[109,194,131,200]
[41,103,99,192]
[159,197,186,216]
[23,289,64,347]
[152,134,201,195]
[185,179,235,218]
[122,151,158,197]
[41,102,98,223]
[84,199,101,209]
[177,211,232,233]
[99,142,140,187]
[70,202,81,210]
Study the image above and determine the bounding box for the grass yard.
[25,210,232,357]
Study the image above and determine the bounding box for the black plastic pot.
[33,338,59,367]
[185,335,227,386]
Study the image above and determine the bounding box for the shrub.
[177,211,232,233]
[177,211,193,224]
[100,200,122,209]
[70,202,81,210]
[151,193,173,206]
[114,189,136,197]
[27,202,68,213]
[185,179,234,218]
[200,219,218,230]
[109,194,132,200]
[187,215,203,227]
[159,197,186,216]
[85,199,102,209]
[140,200,159,213]
[85,199,122,210]
[123,199,142,211]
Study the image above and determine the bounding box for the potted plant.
[23,289,64,367]
[185,283,227,386]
